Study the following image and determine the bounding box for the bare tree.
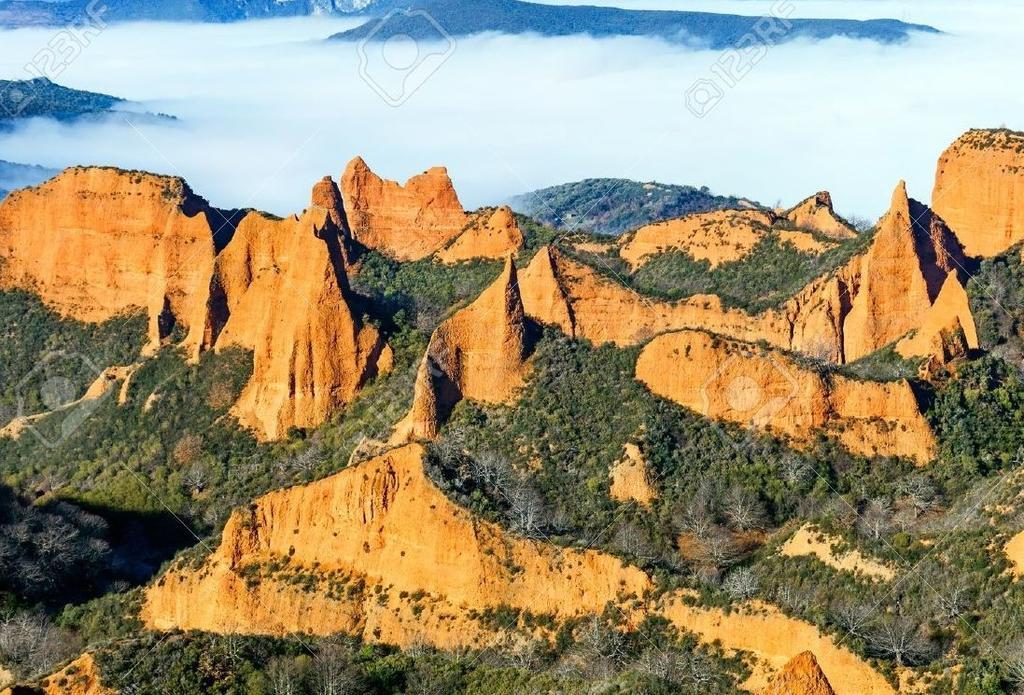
[865,614,933,666]
[857,497,894,541]
[573,617,627,680]
[775,583,812,614]
[183,461,208,495]
[506,483,549,539]
[637,649,717,688]
[0,611,73,679]
[312,644,359,695]
[613,521,658,562]
[266,656,301,695]
[723,487,765,531]
[830,600,875,640]
[897,474,937,514]
[676,490,716,539]
[697,526,740,570]
[722,566,758,600]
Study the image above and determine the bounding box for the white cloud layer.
[0,1,1021,223]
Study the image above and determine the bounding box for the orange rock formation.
[211,192,386,440]
[762,651,837,695]
[0,168,387,441]
[142,443,650,645]
[0,653,113,695]
[340,157,468,261]
[609,443,658,506]
[933,128,1024,258]
[784,192,856,240]
[842,182,967,361]
[618,208,834,271]
[0,167,226,358]
[392,257,530,441]
[895,273,978,365]
[435,206,524,263]
[520,179,975,370]
[635,330,935,463]
[619,209,775,269]
[143,443,892,693]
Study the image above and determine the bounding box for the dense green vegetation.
[598,229,869,313]
[0,78,122,126]
[9,216,1024,692]
[510,178,751,236]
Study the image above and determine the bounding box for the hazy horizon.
[0,0,1021,224]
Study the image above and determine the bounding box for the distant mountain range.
[0,0,372,26]
[0,78,173,130]
[0,160,59,200]
[0,0,939,46]
[331,0,938,47]
[509,177,757,235]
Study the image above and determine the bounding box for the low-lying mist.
[0,1,1021,223]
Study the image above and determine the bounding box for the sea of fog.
[0,0,1021,222]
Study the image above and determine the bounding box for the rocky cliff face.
[211,197,387,440]
[635,330,935,463]
[842,182,966,361]
[341,157,468,261]
[784,191,857,240]
[762,651,837,695]
[143,442,892,694]
[435,206,524,263]
[933,128,1024,258]
[142,443,650,645]
[392,257,531,441]
[0,167,387,441]
[0,167,228,358]
[519,179,975,371]
[0,653,113,695]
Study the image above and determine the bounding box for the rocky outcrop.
[392,257,530,441]
[142,443,650,645]
[0,167,230,358]
[0,167,387,441]
[660,600,891,695]
[618,204,841,271]
[785,192,856,240]
[619,209,776,269]
[435,206,524,263]
[895,273,978,367]
[1,654,114,695]
[635,330,935,463]
[609,443,657,506]
[780,525,893,580]
[842,182,966,361]
[762,651,837,695]
[340,157,468,261]
[143,442,892,694]
[212,201,387,440]
[933,128,1024,258]
[523,180,975,370]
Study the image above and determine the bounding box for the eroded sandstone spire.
[842,181,966,361]
[340,156,468,260]
[763,651,837,695]
[213,182,388,441]
[392,256,531,441]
